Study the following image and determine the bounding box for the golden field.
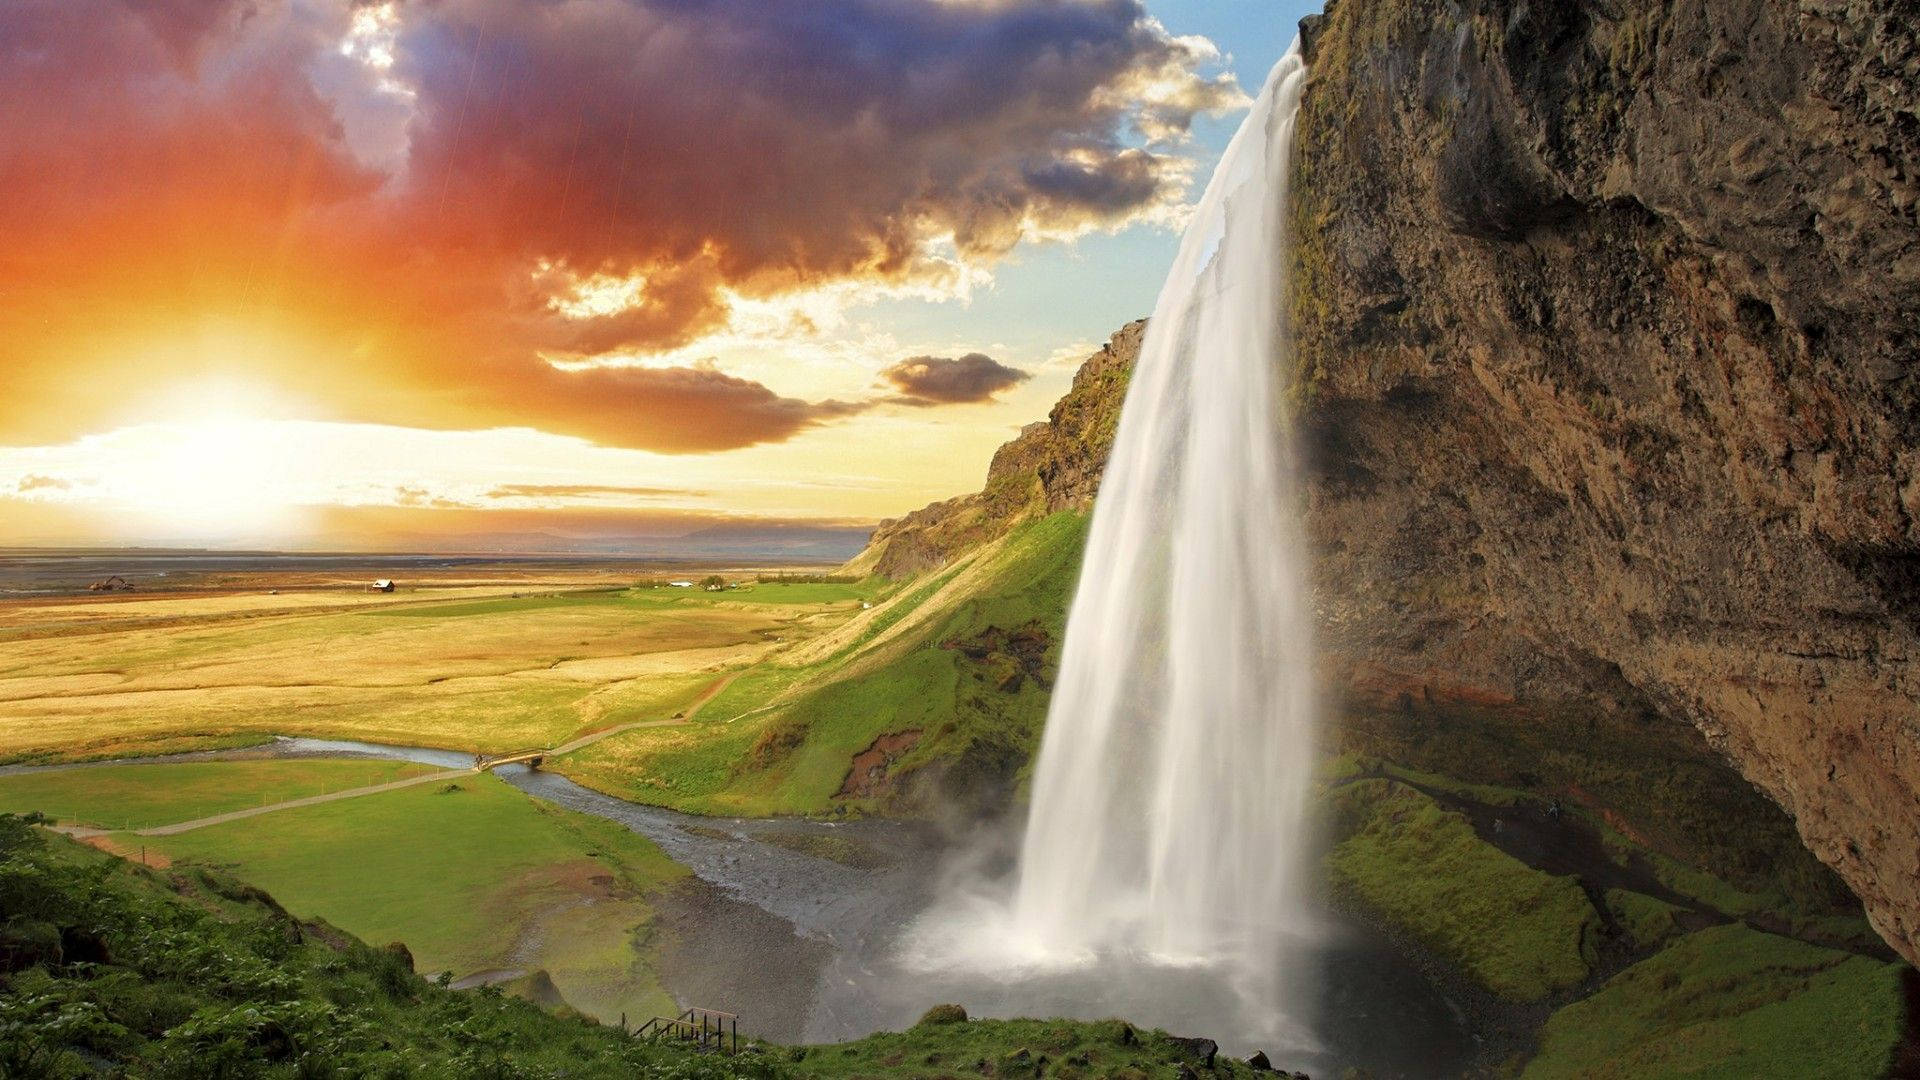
[0,576,888,763]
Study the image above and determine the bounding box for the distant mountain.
[672,522,874,560]
[294,522,873,562]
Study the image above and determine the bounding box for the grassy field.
[1320,758,1912,1073]
[1325,778,1599,1002]
[1524,925,1906,1079]
[0,579,885,764]
[793,1012,1275,1078]
[1336,698,1860,919]
[0,819,786,1079]
[133,768,688,1025]
[559,512,1088,816]
[0,757,437,830]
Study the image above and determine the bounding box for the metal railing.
[634,1007,739,1055]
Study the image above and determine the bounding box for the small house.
[371,579,396,593]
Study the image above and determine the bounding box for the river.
[10,737,1486,1076]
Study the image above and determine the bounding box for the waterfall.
[901,44,1318,1029]
[1007,43,1315,980]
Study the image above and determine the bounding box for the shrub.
[917,1003,968,1026]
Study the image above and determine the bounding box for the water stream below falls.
[26,735,1479,1074]
[513,764,1481,1076]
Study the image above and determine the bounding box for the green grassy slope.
[560,513,1088,817]
[0,818,1291,1079]
[138,772,688,1025]
[1326,778,1598,1002]
[0,758,437,830]
[1320,761,1912,1074]
[0,817,778,1080]
[1337,701,1860,924]
[1524,925,1906,1079]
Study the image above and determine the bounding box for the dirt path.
[503,671,742,762]
[53,672,750,839]
[141,769,473,836]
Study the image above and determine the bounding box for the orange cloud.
[0,0,1242,453]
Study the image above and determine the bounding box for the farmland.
[0,576,886,764]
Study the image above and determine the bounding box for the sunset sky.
[0,0,1310,549]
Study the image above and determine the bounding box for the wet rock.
[1248,1050,1274,1071]
[1170,1036,1218,1068]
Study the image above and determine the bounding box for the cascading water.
[1009,41,1315,979]
[902,43,1319,1032]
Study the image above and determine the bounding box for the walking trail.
[54,671,743,840]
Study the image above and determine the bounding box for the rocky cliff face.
[845,0,1920,966]
[1293,0,1920,963]
[857,321,1141,577]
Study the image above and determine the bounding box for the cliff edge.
[852,321,1141,578]
[1294,0,1920,963]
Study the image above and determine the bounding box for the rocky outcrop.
[857,321,1142,577]
[1293,0,1920,962]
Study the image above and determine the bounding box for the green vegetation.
[1604,888,1683,951]
[0,816,783,1079]
[1524,925,1907,1079]
[363,590,634,618]
[562,513,1088,817]
[138,771,687,1024]
[1337,701,1860,921]
[1324,779,1598,1001]
[1322,757,1912,1074]
[1,817,1305,1078]
[791,1015,1273,1079]
[726,581,887,605]
[0,758,436,830]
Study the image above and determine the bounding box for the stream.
[12,737,1484,1077]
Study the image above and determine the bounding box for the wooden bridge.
[475,749,546,771]
[634,1008,739,1055]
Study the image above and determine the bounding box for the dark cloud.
[467,363,870,453]
[0,0,1243,452]
[881,353,1032,406]
[1023,150,1169,217]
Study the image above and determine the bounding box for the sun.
[98,379,316,540]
